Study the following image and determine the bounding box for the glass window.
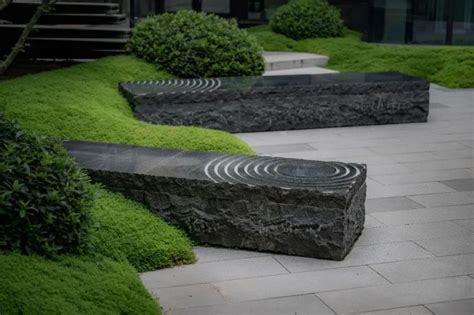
[411,0,447,45]
[202,0,230,14]
[164,0,192,12]
[453,0,474,45]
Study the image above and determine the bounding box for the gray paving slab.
[402,158,474,171]
[408,192,474,207]
[273,242,432,273]
[368,142,469,155]
[366,181,456,199]
[145,84,474,313]
[370,254,474,283]
[425,298,474,315]
[370,168,474,185]
[452,219,474,232]
[213,266,388,302]
[356,306,433,315]
[141,256,288,289]
[317,276,474,314]
[366,197,425,213]
[150,284,226,310]
[364,215,386,228]
[193,246,270,264]
[371,204,474,226]
[170,294,335,315]
[441,178,474,191]
[253,143,314,154]
[356,221,471,246]
[415,235,474,256]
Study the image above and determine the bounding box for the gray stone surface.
[170,294,335,315]
[317,276,474,314]
[66,141,367,260]
[426,299,474,315]
[371,254,474,283]
[119,72,430,133]
[138,84,474,314]
[263,51,329,70]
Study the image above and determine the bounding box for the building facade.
[130,0,473,46]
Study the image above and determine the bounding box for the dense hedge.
[270,0,344,40]
[0,114,93,256]
[128,10,265,78]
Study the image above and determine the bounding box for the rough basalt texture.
[119,72,430,133]
[65,141,367,260]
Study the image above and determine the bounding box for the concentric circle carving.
[204,155,363,191]
[125,78,222,94]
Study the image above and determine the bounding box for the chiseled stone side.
[85,169,366,260]
[132,90,429,133]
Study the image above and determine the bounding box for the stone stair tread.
[0,24,130,32]
[264,66,338,76]
[28,37,128,44]
[263,51,329,71]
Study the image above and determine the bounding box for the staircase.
[0,1,130,60]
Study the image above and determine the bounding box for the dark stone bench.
[65,141,367,260]
[119,72,430,133]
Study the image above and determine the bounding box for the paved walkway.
[141,84,474,315]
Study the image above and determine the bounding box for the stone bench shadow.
[119,72,430,133]
[66,141,367,260]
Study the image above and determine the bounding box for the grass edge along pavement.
[0,55,259,313]
[0,55,255,155]
[249,25,474,88]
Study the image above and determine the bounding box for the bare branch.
[0,0,57,75]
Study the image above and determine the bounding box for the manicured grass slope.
[0,55,254,155]
[248,25,474,88]
[90,189,195,272]
[0,254,161,315]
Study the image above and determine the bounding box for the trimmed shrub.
[270,0,344,40]
[0,114,93,256]
[128,11,265,78]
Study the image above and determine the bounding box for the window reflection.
[164,0,192,12]
[202,0,230,14]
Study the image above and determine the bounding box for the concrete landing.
[263,51,338,76]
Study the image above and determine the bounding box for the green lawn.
[90,189,195,272]
[248,25,474,88]
[0,55,257,313]
[0,254,161,315]
[0,55,254,155]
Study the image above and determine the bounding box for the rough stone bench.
[66,141,367,260]
[119,72,430,133]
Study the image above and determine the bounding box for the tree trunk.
[0,0,57,75]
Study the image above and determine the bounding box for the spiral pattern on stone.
[124,78,222,94]
[204,155,363,191]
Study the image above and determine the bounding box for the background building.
[131,0,474,45]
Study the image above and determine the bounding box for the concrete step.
[0,24,130,39]
[264,66,338,76]
[263,51,329,71]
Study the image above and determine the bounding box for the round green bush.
[128,11,265,78]
[0,114,93,256]
[270,0,344,40]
